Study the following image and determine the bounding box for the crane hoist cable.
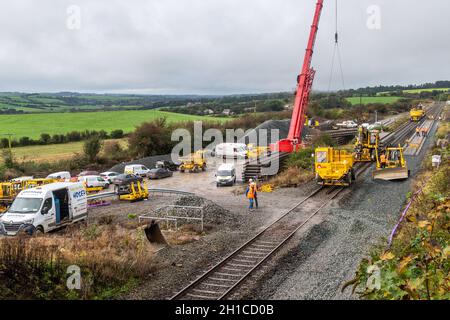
[327,0,346,92]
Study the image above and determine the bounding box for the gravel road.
[243,119,440,300]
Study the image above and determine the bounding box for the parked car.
[111,174,143,185]
[100,171,120,183]
[78,170,99,177]
[335,120,358,129]
[368,122,383,130]
[46,171,72,181]
[215,163,237,187]
[78,175,109,189]
[124,165,151,178]
[155,160,179,171]
[148,168,174,180]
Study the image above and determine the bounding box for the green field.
[0,110,226,139]
[402,88,449,94]
[346,96,402,105]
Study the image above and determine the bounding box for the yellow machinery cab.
[315,147,355,186]
[305,116,320,128]
[179,150,207,173]
[373,145,409,180]
[23,178,57,189]
[410,107,424,122]
[354,127,379,162]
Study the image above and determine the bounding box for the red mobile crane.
[274,0,324,153]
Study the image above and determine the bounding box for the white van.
[216,163,237,187]
[0,182,88,236]
[124,164,151,178]
[46,171,72,181]
[215,143,248,159]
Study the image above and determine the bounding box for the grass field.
[402,88,449,94]
[1,139,129,164]
[346,96,402,105]
[0,110,226,139]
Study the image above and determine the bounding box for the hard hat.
[249,179,253,183]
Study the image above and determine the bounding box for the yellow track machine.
[373,145,409,181]
[315,147,355,186]
[247,144,271,159]
[354,126,379,162]
[0,181,23,213]
[179,150,207,173]
[410,107,425,122]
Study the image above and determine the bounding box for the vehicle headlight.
[23,219,34,225]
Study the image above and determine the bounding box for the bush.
[103,141,128,162]
[110,129,124,139]
[287,147,314,169]
[83,136,103,163]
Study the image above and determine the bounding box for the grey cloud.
[0,0,448,94]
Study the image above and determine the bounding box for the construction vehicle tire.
[351,169,356,181]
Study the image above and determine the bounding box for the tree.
[128,118,173,158]
[83,136,103,163]
[40,133,51,145]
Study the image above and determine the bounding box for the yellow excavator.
[373,145,409,180]
[354,126,379,162]
[179,150,207,173]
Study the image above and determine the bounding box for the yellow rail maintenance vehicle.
[373,145,409,181]
[23,178,58,189]
[179,150,207,173]
[410,107,425,122]
[247,144,271,159]
[0,181,23,213]
[354,126,380,162]
[315,147,355,186]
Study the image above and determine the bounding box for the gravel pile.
[152,196,238,226]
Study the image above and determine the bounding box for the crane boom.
[276,0,323,153]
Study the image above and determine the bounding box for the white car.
[78,175,109,189]
[100,171,120,183]
[214,143,248,159]
[336,120,358,129]
[124,164,151,178]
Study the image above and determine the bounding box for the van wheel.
[35,226,44,235]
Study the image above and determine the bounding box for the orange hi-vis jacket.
[246,184,256,199]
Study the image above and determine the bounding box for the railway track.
[171,162,372,300]
[171,106,440,300]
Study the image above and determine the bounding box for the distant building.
[222,109,231,116]
[284,104,293,110]
[204,109,214,115]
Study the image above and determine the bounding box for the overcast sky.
[0,0,448,94]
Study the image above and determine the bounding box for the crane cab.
[315,147,355,186]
